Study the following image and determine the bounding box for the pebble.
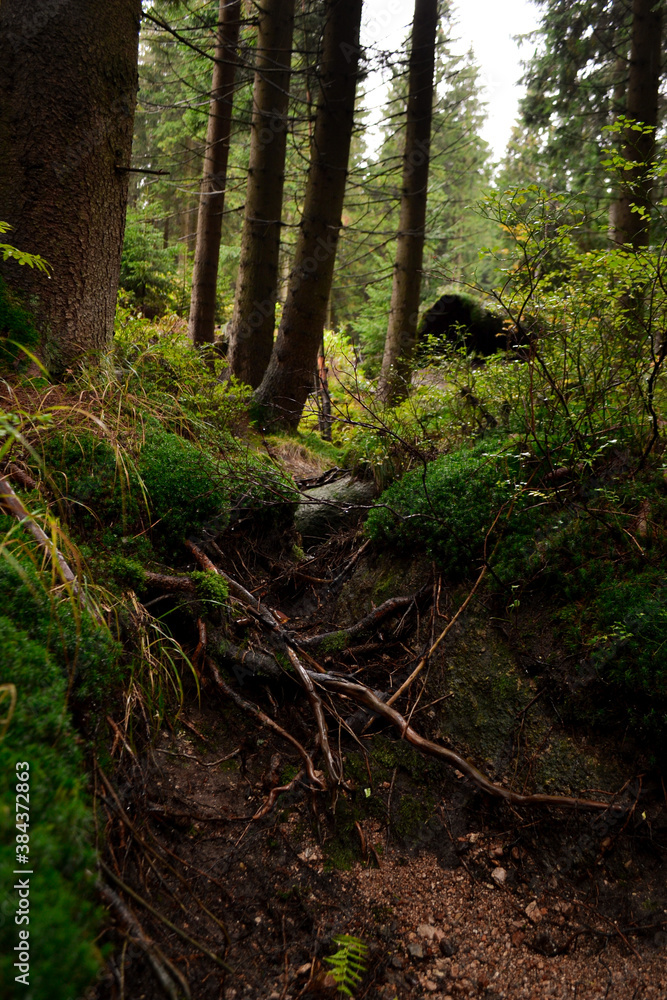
[492,867,507,885]
[418,922,437,939]
[408,942,424,959]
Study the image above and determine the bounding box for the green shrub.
[366,438,525,575]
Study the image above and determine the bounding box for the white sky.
[360,0,542,162]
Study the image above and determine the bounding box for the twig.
[386,564,487,707]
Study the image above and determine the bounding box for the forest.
[1,1,667,998]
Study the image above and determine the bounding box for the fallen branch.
[0,475,104,624]
[299,594,419,649]
[311,671,626,813]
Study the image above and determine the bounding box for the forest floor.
[93,515,667,1000]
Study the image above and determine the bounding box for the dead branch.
[310,671,627,814]
[286,648,342,784]
[206,657,325,790]
[143,571,197,593]
[299,594,419,649]
[97,881,191,1000]
[0,474,104,623]
[217,639,282,679]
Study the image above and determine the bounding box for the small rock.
[491,867,507,885]
[407,943,424,959]
[525,900,542,922]
[424,980,438,992]
[417,923,437,940]
[440,938,457,957]
[391,955,405,969]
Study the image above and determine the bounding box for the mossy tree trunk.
[378,0,439,405]
[188,0,241,347]
[227,0,295,389]
[253,0,363,430]
[0,0,142,374]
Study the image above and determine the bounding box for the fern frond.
[325,934,368,997]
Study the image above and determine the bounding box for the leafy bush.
[366,438,526,574]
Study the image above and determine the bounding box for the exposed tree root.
[298,593,422,649]
[206,657,326,790]
[310,671,626,814]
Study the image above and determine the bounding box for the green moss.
[0,615,102,999]
[0,275,39,367]
[366,437,531,576]
[318,630,348,654]
[139,425,227,546]
[191,570,229,605]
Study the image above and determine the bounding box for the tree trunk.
[227,0,296,388]
[188,0,241,347]
[0,0,142,374]
[609,0,663,248]
[253,0,363,429]
[378,0,439,404]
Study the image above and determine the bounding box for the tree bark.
[253,0,363,429]
[378,0,439,404]
[0,0,142,374]
[188,0,241,347]
[608,0,663,248]
[227,0,295,388]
